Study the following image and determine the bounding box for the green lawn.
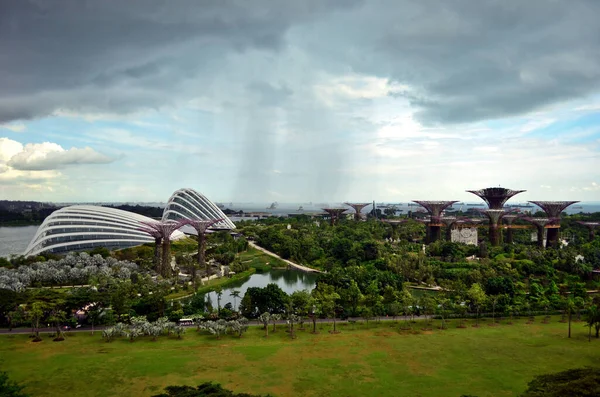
[0,317,597,397]
[238,247,288,272]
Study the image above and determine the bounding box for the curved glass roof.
[162,188,235,230]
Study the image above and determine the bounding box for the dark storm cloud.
[2,0,600,125]
[0,0,358,122]
[294,0,600,124]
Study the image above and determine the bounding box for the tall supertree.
[481,209,508,246]
[186,218,224,278]
[577,221,600,242]
[412,201,457,243]
[502,214,519,244]
[440,217,460,241]
[382,219,408,241]
[322,208,347,226]
[522,217,552,248]
[344,202,371,221]
[467,187,524,246]
[529,201,579,248]
[139,219,188,278]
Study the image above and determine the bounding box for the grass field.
[0,317,597,397]
[238,247,288,272]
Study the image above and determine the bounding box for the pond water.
[201,269,319,310]
[0,226,38,257]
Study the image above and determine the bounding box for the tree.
[152,382,271,397]
[468,283,487,327]
[521,367,600,397]
[584,305,600,341]
[399,288,414,330]
[0,372,30,397]
[258,312,270,338]
[321,291,341,334]
[230,290,241,311]
[566,298,575,338]
[290,290,311,330]
[28,302,45,341]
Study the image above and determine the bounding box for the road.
[248,241,322,273]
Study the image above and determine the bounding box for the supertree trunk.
[489,224,499,246]
[536,225,545,248]
[162,239,172,278]
[546,228,559,248]
[430,225,441,243]
[198,232,208,277]
[506,228,514,244]
[154,237,162,275]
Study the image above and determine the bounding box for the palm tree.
[230,290,241,311]
[566,298,575,338]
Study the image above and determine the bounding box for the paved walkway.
[248,241,322,273]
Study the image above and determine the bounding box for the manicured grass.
[0,317,597,397]
[238,247,288,272]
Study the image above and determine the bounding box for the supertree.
[322,208,348,226]
[412,201,457,243]
[467,187,525,209]
[139,219,189,278]
[467,187,524,246]
[522,217,552,248]
[502,214,519,244]
[481,209,508,246]
[344,202,371,221]
[577,221,600,242]
[440,217,460,241]
[382,219,408,241]
[529,201,579,248]
[186,218,224,278]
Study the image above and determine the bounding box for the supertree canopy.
[529,201,579,248]
[186,219,224,277]
[467,187,525,209]
[577,221,600,242]
[382,219,408,240]
[322,208,348,226]
[344,202,371,221]
[522,217,552,248]
[139,219,189,277]
[412,201,457,243]
[502,214,519,244]
[440,217,460,241]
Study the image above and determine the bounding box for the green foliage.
[521,367,600,397]
[0,371,29,397]
[152,382,271,397]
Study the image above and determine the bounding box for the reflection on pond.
[199,269,318,309]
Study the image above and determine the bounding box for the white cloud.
[7,142,114,170]
[0,123,26,133]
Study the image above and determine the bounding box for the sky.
[1,0,599,204]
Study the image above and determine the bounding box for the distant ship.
[267,202,278,210]
[216,203,225,209]
[467,203,485,207]
[297,206,304,211]
[573,206,583,209]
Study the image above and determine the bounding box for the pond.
[201,269,319,310]
[0,226,38,257]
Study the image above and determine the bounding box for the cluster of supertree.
[138,217,224,278]
[0,253,138,291]
[411,187,590,248]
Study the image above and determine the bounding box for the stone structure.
[451,227,478,245]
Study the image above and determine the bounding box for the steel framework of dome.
[162,188,235,230]
[24,205,185,257]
